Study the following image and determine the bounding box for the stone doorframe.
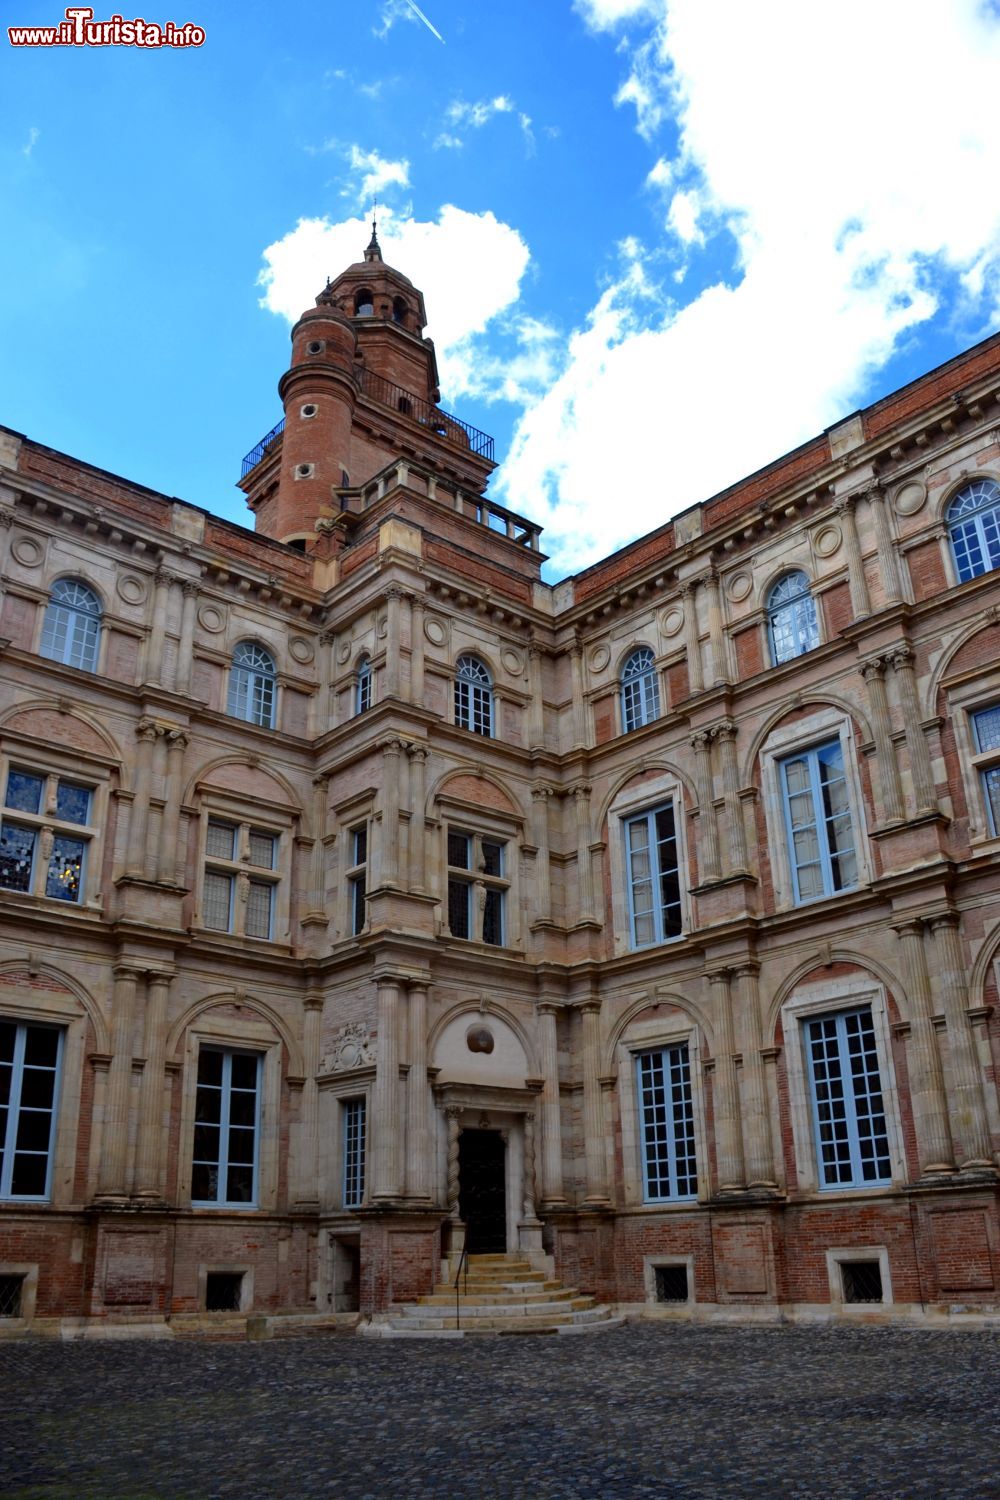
[433,1080,546,1263]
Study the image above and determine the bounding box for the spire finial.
[364,201,383,263]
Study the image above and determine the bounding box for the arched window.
[621,647,660,733]
[392,297,407,327]
[355,655,372,715]
[354,289,374,317]
[768,571,819,666]
[39,578,101,672]
[227,642,277,728]
[947,478,1000,583]
[454,655,493,737]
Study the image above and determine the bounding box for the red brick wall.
[907,539,948,601]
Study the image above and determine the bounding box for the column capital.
[377,734,407,756]
[153,567,175,589]
[571,782,592,802]
[537,1001,562,1018]
[180,578,200,599]
[926,910,961,934]
[833,494,857,516]
[384,584,405,603]
[689,728,712,752]
[444,1103,463,1121]
[732,959,760,979]
[165,728,189,752]
[0,508,14,530]
[112,961,143,981]
[860,655,887,682]
[303,993,324,1013]
[710,718,738,742]
[136,717,160,743]
[892,916,925,938]
[707,966,733,986]
[318,629,337,646]
[406,742,429,763]
[887,642,913,671]
[312,770,331,789]
[531,783,556,801]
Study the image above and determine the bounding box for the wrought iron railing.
[240,417,286,478]
[454,1242,469,1332]
[360,370,494,461]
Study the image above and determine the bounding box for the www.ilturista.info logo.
[8,7,205,46]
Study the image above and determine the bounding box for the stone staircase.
[362,1253,624,1339]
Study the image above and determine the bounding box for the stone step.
[384,1306,618,1335]
[444,1272,552,1288]
[403,1296,596,1318]
[366,1314,627,1341]
[419,1288,585,1307]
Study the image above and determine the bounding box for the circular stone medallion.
[589,644,611,672]
[725,571,753,602]
[288,636,315,665]
[812,524,842,559]
[893,480,927,516]
[197,603,227,634]
[424,615,448,647]
[11,534,44,568]
[500,647,523,676]
[115,572,148,605]
[659,607,684,638]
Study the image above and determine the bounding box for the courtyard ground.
[1,1322,997,1498]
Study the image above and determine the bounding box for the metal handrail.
[240,417,286,478]
[454,1242,469,1332]
[360,369,494,461]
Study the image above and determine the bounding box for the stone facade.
[2,236,1000,1334]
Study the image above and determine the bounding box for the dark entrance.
[458,1129,507,1253]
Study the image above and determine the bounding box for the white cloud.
[22,126,39,158]
[497,0,1000,575]
[446,95,514,128]
[434,131,464,151]
[344,145,409,207]
[257,206,531,400]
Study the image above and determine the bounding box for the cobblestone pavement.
[1,1323,998,1498]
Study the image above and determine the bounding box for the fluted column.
[866,482,903,604]
[681,580,704,695]
[894,920,953,1175]
[733,963,774,1187]
[405,982,431,1200]
[378,737,404,889]
[527,643,545,751]
[713,720,747,873]
[709,969,745,1191]
[0,508,14,600]
[861,657,905,824]
[296,994,323,1207]
[371,977,402,1201]
[407,745,428,893]
[569,636,587,749]
[522,1111,538,1220]
[537,1004,565,1206]
[319,630,338,727]
[531,785,553,926]
[175,580,199,695]
[156,729,188,885]
[133,970,172,1199]
[96,965,141,1199]
[690,730,721,882]
[928,915,994,1169]
[126,719,159,878]
[145,569,172,687]
[409,594,425,707]
[384,586,402,700]
[572,783,596,925]
[581,1001,608,1204]
[308,773,330,917]
[445,1105,462,1219]
[889,645,938,816]
[702,569,727,685]
[835,496,871,618]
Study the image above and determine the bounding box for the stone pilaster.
[681,580,704,695]
[378,737,405,889]
[537,1003,566,1207]
[708,969,745,1191]
[690,730,721,882]
[569,635,587,749]
[866,482,903,604]
[522,1111,538,1221]
[133,970,171,1200]
[384,586,402,700]
[572,783,596,925]
[581,1001,608,1204]
[531,784,553,926]
[733,962,775,1188]
[713,719,747,873]
[409,594,425,707]
[175,579,199,695]
[702,569,727,685]
[295,994,323,1208]
[527,643,545,752]
[928,914,995,1170]
[861,657,905,824]
[888,645,938,816]
[145,570,173,688]
[157,729,188,885]
[405,982,431,1200]
[835,495,871,618]
[125,719,159,878]
[370,976,402,1201]
[445,1105,462,1219]
[96,964,141,1201]
[407,744,428,893]
[319,630,338,727]
[306,773,330,920]
[894,919,954,1176]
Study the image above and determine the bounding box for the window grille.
[654,1265,689,1303]
[947,478,1000,582]
[768,571,820,665]
[840,1260,884,1303]
[343,1098,366,1209]
[780,739,857,902]
[227,642,277,728]
[205,1272,244,1312]
[805,1008,891,1188]
[636,1046,697,1201]
[191,1049,261,1207]
[454,655,493,736]
[0,1021,62,1201]
[0,1275,25,1318]
[202,871,233,931]
[40,578,101,673]
[624,804,682,947]
[248,830,275,869]
[621,647,660,732]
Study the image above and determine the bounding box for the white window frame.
[342,1096,367,1209]
[620,647,661,734]
[355,656,372,716]
[759,708,870,912]
[623,803,684,950]
[781,977,905,1197]
[194,803,288,945]
[0,753,106,911]
[779,739,858,905]
[190,1046,263,1209]
[635,1044,698,1203]
[177,1015,282,1212]
[946,477,1000,585]
[766,570,821,666]
[607,772,691,957]
[0,1020,64,1202]
[616,1016,708,1207]
[38,577,103,674]
[227,641,278,730]
[454,655,493,737]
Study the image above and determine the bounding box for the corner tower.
[239,224,496,548]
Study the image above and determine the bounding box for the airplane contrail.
[405,0,445,43]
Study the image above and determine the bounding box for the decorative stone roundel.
[725,572,752,603]
[589,644,611,672]
[115,572,148,605]
[197,603,227,634]
[893,480,927,516]
[11,533,44,568]
[466,1025,495,1055]
[812,524,843,559]
[500,647,523,677]
[288,636,315,665]
[336,639,352,665]
[659,607,684,637]
[424,615,448,647]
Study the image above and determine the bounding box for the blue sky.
[3,0,1000,578]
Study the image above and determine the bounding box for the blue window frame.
[343,1097,366,1208]
[624,804,682,947]
[805,1008,891,1188]
[947,479,1000,583]
[349,824,367,936]
[972,705,1000,836]
[40,578,101,673]
[779,739,857,903]
[767,571,819,666]
[227,642,276,729]
[0,1021,63,1201]
[636,1046,697,1202]
[191,1048,261,1207]
[355,656,372,715]
[621,647,660,733]
[0,769,91,904]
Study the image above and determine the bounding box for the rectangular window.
[636,1046,697,1202]
[343,1097,366,1208]
[348,824,367,937]
[0,1021,63,1201]
[0,768,94,905]
[972,705,1000,836]
[202,819,280,940]
[805,1008,891,1188]
[446,830,507,946]
[244,879,273,940]
[191,1048,261,1207]
[624,804,682,948]
[780,739,857,903]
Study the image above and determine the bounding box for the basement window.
[205,1272,244,1312]
[840,1260,883,1304]
[654,1264,689,1303]
[0,1274,25,1318]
